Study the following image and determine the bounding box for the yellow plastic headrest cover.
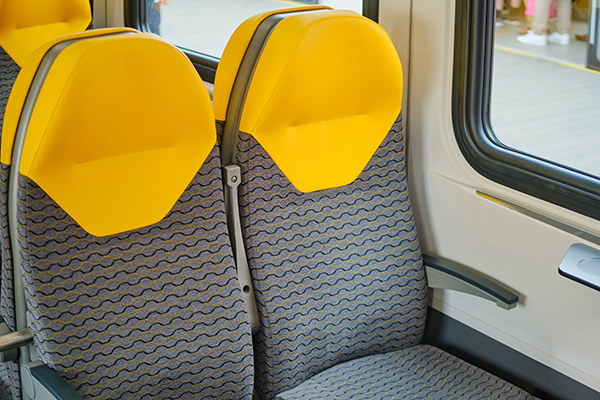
[218,10,403,193]
[5,31,215,237]
[0,0,92,66]
[213,5,332,121]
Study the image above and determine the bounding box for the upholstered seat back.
[1,30,254,400]
[235,119,427,399]
[0,1,92,397]
[215,8,427,399]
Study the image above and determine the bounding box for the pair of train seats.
[0,2,536,400]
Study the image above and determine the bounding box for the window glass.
[453,0,600,221]
[491,0,600,177]
[145,0,363,58]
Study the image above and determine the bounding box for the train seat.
[0,1,92,398]
[214,7,538,400]
[0,29,253,399]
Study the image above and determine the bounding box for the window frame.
[587,6,600,71]
[124,0,379,83]
[453,0,600,222]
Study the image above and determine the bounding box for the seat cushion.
[275,345,540,400]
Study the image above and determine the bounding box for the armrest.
[0,318,24,361]
[423,255,519,310]
[23,362,83,400]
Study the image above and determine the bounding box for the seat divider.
[220,13,288,337]
[223,165,259,334]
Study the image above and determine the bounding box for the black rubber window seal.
[452,0,600,222]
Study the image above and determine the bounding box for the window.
[157,0,362,58]
[492,1,600,177]
[127,0,376,82]
[453,0,600,221]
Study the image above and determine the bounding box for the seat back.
[0,2,92,397]
[214,8,427,399]
[0,49,20,395]
[1,29,253,399]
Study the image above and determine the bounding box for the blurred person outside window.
[147,0,170,35]
[517,0,572,45]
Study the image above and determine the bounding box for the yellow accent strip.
[495,45,600,76]
[477,190,600,241]
[0,0,92,66]
[476,191,509,208]
[212,5,333,121]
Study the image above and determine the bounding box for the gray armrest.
[23,362,83,400]
[0,318,25,361]
[423,255,519,310]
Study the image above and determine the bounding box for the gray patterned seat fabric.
[0,47,20,136]
[276,345,538,400]
[234,116,427,398]
[13,148,253,399]
[0,46,21,400]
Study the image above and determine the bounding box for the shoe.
[496,18,504,27]
[575,33,588,42]
[517,31,547,46]
[548,32,570,45]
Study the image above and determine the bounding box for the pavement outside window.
[492,18,600,178]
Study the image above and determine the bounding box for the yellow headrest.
[1,29,216,237]
[0,0,92,66]
[213,5,333,121]
[214,9,403,193]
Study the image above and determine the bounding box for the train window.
[126,0,374,82]
[453,0,600,221]
[492,1,598,175]
[147,0,361,57]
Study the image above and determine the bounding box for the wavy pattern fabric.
[0,365,11,400]
[0,47,20,140]
[276,345,540,400]
[234,115,428,399]
[0,163,20,400]
[16,145,254,400]
[1,47,22,400]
